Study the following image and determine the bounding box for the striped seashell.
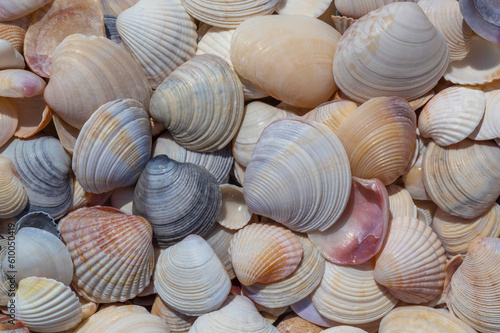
[0,156,27,218]
[0,0,53,21]
[0,97,17,149]
[469,88,500,140]
[204,223,237,280]
[276,314,323,333]
[0,19,28,54]
[0,69,46,98]
[386,184,417,219]
[303,99,357,133]
[152,295,196,333]
[334,0,418,19]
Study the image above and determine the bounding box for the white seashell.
[0,40,24,70]
[0,69,46,98]
[232,160,246,186]
[402,151,431,201]
[109,185,134,215]
[469,88,500,140]
[0,0,53,21]
[0,156,27,218]
[98,0,139,16]
[334,0,418,19]
[277,0,333,18]
[387,184,417,219]
[152,295,196,333]
[0,97,17,149]
[217,184,253,230]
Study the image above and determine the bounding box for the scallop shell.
[243,117,351,233]
[0,19,28,54]
[0,97,17,149]
[150,54,244,153]
[460,0,500,45]
[276,314,323,333]
[0,40,24,70]
[44,34,151,129]
[231,15,341,108]
[387,184,417,219]
[334,0,417,19]
[58,206,155,303]
[14,277,82,333]
[116,0,197,89]
[72,99,151,194]
[0,69,46,98]
[276,0,333,18]
[13,96,52,139]
[152,295,196,333]
[109,185,134,214]
[204,223,237,280]
[302,99,357,134]
[154,234,231,316]
[0,156,27,218]
[52,113,79,155]
[0,0,53,21]
[333,2,449,103]
[217,184,253,230]
[469,88,500,140]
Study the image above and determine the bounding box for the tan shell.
[0,69,46,98]
[0,96,17,148]
[303,99,357,133]
[13,95,52,138]
[276,0,333,18]
[414,199,438,226]
[0,19,28,54]
[0,0,53,21]
[152,295,196,333]
[386,184,417,219]
[276,314,323,333]
[0,156,27,218]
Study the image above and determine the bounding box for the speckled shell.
[0,69,46,98]
[152,295,196,333]
[0,0,53,21]
[204,223,237,280]
[303,99,357,133]
[0,156,27,218]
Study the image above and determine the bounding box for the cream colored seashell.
[386,184,417,219]
[311,259,398,324]
[402,151,432,201]
[0,40,24,70]
[77,295,97,321]
[204,223,237,280]
[374,216,447,304]
[68,178,90,212]
[0,0,53,21]
[117,0,197,89]
[44,34,151,129]
[408,90,435,111]
[217,184,253,230]
[13,96,51,139]
[150,54,244,153]
[0,97,17,148]
[422,139,500,219]
[189,295,279,332]
[331,15,356,35]
[414,199,438,226]
[323,328,368,333]
[334,0,417,19]
[152,295,195,333]
[469,88,500,140]
[0,19,28,54]
[379,306,476,333]
[52,113,79,155]
[0,156,27,218]
[334,2,450,103]
[276,0,333,17]
[419,86,485,146]
[432,204,500,256]
[98,0,139,16]
[276,313,323,333]
[109,185,134,214]
[155,235,231,316]
[303,99,357,133]
[0,69,46,98]
[14,277,82,333]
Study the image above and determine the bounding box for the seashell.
[422,139,500,219]
[58,206,155,303]
[217,184,253,230]
[303,99,357,133]
[336,97,416,185]
[333,2,450,103]
[402,152,432,201]
[189,295,279,332]
[104,15,121,45]
[0,314,29,332]
[230,223,303,286]
[154,234,231,316]
[98,0,139,16]
[242,234,324,308]
[414,199,438,226]
[311,259,398,324]
[77,295,97,321]
[204,223,237,280]
[408,90,435,111]
[243,117,351,233]
[14,211,60,239]
[276,0,333,18]
[331,15,357,35]
[276,313,323,333]
[469,88,500,140]
[460,0,500,45]
[52,113,79,154]
[432,204,500,256]
[232,160,246,186]
[14,277,82,333]
[196,22,212,42]
[233,101,294,167]
[109,185,134,214]
[254,303,289,325]
[44,34,151,129]
[334,0,417,19]
[116,0,197,89]
[133,155,221,247]
[0,69,46,98]
[276,102,312,116]
[0,0,53,21]
[72,99,151,194]
[308,177,389,265]
[150,54,244,153]
[152,295,196,333]
[374,216,447,304]
[0,40,24,70]
[323,327,368,333]
[379,306,476,333]
[231,15,341,108]
[386,184,417,219]
[419,86,485,146]
[0,156,27,218]
[0,19,28,54]
[0,97,17,148]
[153,131,233,184]
[181,0,280,28]
[445,237,500,332]
[13,95,51,139]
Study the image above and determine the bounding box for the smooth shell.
[217,184,253,230]
[0,0,53,21]
[459,0,500,45]
[0,40,24,70]
[12,95,51,139]
[0,69,46,98]
[334,0,417,19]
[0,97,17,149]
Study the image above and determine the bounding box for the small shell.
[0,19,28,54]
[0,69,46,98]
[414,199,438,226]
[0,0,53,21]
[204,223,237,280]
[459,0,500,45]
[232,160,246,186]
[469,88,500,140]
[302,99,357,134]
[152,295,196,333]
[13,95,51,139]
[277,0,333,18]
[0,97,17,148]
[109,185,134,214]
[331,15,357,35]
[334,0,418,19]
[67,178,110,212]
[14,211,60,239]
[0,156,27,218]
[386,184,417,219]
[217,184,253,230]
[0,40,24,70]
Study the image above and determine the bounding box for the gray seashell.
[133,155,222,247]
[104,15,122,45]
[14,211,60,239]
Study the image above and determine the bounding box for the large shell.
[459,0,500,45]
[333,2,449,103]
[152,295,196,333]
[0,0,53,21]
[334,0,417,19]
[243,117,351,233]
[0,156,27,218]
[116,0,197,89]
[231,15,341,108]
[44,34,151,129]
[72,99,151,194]
[133,155,221,247]
[12,95,51,139]
[0,69,46,98]
[276,0,333,17]
[0,97,17,149]
[0,19,28,54]
[386,184,417,219]
[150,54,244,153]
[204,223,237,280]
[58,206,155,303]
[154,234,231,316]
[469,88,500,140]
[0,40,24,70]
[303,99,357,134]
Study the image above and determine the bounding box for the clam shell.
[0,97,17,149]
[154,234,231,316]
[109,185,134,214]
[0,40,24,70]
[116,0,197,89]
[459,0,500,45]
[217,184,253,230]
[0,19,28,54]
[0,0,53,21]
[302,99,357,134]
[276,0,333,18]
[204,223,237,280]
[469,88,500,140]
[14,211,60,239]
[402,149,431,201]
[0,69,46,98]
[13,95,51,139]
[58,206,155,303]
[387,184,417,219]
[152,295,196,333]
[334,0,418,19]
[52,113,79,155]
[0,156,27,218]
[150,54,244,153]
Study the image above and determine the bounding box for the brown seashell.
[303,99,357,133]
[276,314,323,333]
[13,95,52,138]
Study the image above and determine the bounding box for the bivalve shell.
[0,97,17,149]
[0,19,28,54]
[0,156,27,218]
[0,40,24,70]
[386,184,417,219]
[277,0,333,18]
[276,314,323,333]
[0,0,53,21]
[217,184,253,230]
[204,223,237,280]
[334,0,417,19]
[12,95,51,139]
[459,0,500,45]
[99,0,139,16]
[303,99,357,134]
[109,185,134,215]
[469,88,500,140]
[52,113,79,155]
[0,69,46,98]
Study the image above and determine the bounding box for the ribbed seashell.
[333,2,449,103]
[52,113,79,154]
[12,96,51,139]
[432,205,500,256]
[0,69,46,98]
[15,211,60,238]
[243,118,351,233]
[104,15,121,45]
[44,34,151,129]
[152,295,196,333]
[0,19,28,54]
[460,0,500,45]
[14,277,82,333]
[311,259,398,324]
[0,314,28,332]
[133,155,221,247]
[379,306,476,333]
[408,90,435,111]
[150,54,244,153]
[303,99,357,133]
[155,235,231,316]
[422,139,500,219]
[419,86,485,146]
[331,16,357,35]
[446,237,500,332]
[469,88,500,140]
[204,223,237,280]
[0,97,17,149]
[116,0,197,89]
[232,101,294,167]
[217,184,253,230]
[68,178,89,212]
[153,131,233,184]
[59,206,154,303]
[334,0,417,19]
[402,152,431,201]
[336,97,416,185]
[73,99,151,194]
[242,234,324,308]
[109,185,134,214]
[0,40,24,70]
[190,295,279,332]
[0,0,53,21]
[231,15,341,108]
[0,157,27,218]
[387,184,417,219]
[276,314,323,333]
[98,0,138,16]
[374,216,447,304]
[229,223,303,286]
[276,0,333,17]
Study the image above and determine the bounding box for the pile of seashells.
[0,0,500,331]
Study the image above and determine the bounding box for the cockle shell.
[0,0,53,21]
[72,99,151,194]
[0,19,28,54]
[44,34,151,129]
[0,97,17,148]
[334,0,417,19]
[12,95,51,139]
[204,223,237,280]
[333,2,450,103]
[231,15,341,108]
[386,184,417,219]
[0,40,24,70]
[276,314,323,333]
[303,99,357,134]
[52,113,79,155]
[150,54,244,153]
[152,295,196,333]
[0,156,27,218]
[469,88,500,140]
[58,206,155,303]
[116,0,197,89]
[243,117,351,233]
[459,0,500,45]
[0,69,46,98]
[276,0,333,18]
[154,235,231,316]
[217,184,253,230]
[14,277,82,333]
